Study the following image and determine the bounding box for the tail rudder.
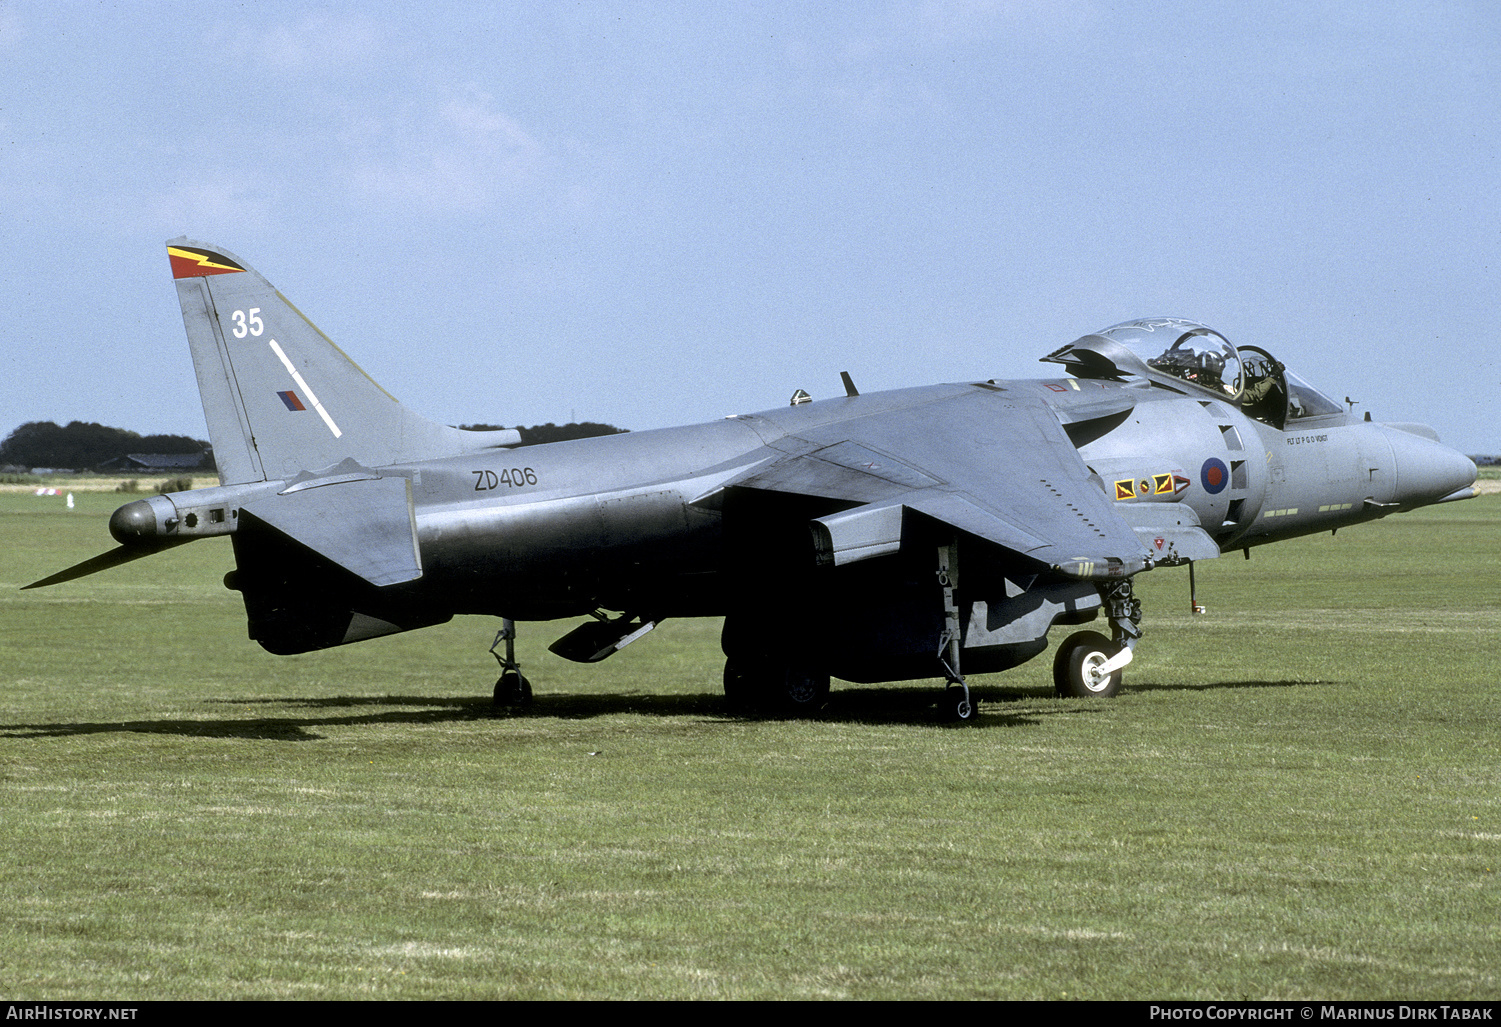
[169,239,518,483]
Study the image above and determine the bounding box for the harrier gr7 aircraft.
[27,240,1480,721]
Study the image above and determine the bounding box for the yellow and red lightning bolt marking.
[168,245,246,279]
[1114,470,1191,500]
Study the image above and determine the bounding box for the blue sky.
[3,2,1497,452]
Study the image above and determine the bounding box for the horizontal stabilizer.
[23,540,192,589]
[239,476,422,587]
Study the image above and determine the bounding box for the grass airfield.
[0,484,1496,1000]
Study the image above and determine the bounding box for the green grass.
[0,489,1497,999]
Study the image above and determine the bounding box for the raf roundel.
[1200,457,1230,495]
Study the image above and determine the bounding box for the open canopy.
[1041,318,1345,430]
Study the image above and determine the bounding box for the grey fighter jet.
[27,242,1480,720]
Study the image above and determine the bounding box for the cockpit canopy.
[1041,318,1344,430]
[1110,321,1242,399]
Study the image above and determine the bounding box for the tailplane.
[169,239,518,484]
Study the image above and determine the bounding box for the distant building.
[98,452,209,473]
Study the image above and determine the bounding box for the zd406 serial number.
[473,468,538,490]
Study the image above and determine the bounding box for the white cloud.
[212,13,385,77]
[346,89,547,215]
[0,7,23,52]
[907,0,1100,45]
[144,172,278,236]
[776,1,1101,128]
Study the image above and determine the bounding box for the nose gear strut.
[1095,578,1142,677]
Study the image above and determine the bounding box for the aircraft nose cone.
[1385,427,1477,506]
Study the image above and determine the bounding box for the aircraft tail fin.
[168,239,519,484]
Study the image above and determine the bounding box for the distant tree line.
[0,419,626,471]
[460,422,628,446]
[0,421,211,471]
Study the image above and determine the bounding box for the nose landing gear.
[1052,630,1123,698]
[1053,578,1140,699]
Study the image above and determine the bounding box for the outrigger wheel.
[490,619,532,708]
[943,684,977,722]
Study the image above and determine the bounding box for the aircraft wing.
[728,387,1152,579]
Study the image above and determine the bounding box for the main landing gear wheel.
[722,661,751,713]
[1053,630,1124,699]
[723,660,829,716]
[494,669,532,707]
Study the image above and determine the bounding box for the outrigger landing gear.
[1053,578,1141,699]
[490,618,532,707]
[936,543,977,722]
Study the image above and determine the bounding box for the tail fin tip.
[168,238,510,484]
[168,240,248,279]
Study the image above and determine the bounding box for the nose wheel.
[1052,630,1124,698]
[490,619,532,707]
